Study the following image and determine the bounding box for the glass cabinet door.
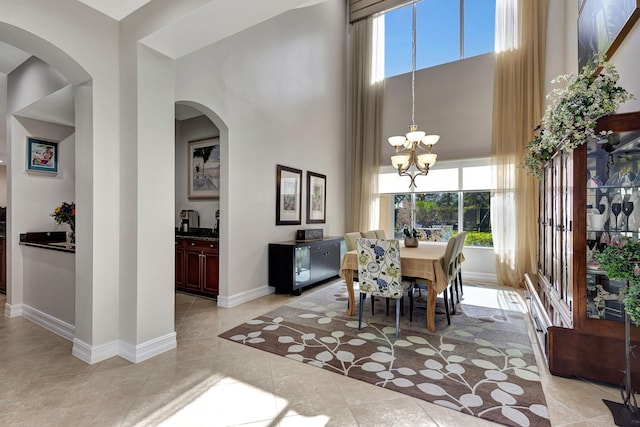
[585,128,640,322]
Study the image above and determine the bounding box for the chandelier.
[388,0,440,189]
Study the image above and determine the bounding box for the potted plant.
[523,56,634,179]
[403,226,420,247]
[597,240,640,424]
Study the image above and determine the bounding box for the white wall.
[382,53,495,163]
[0,0,121,363]
[175,0,347,304]
[0,165,6,206]
[175,115,220,229]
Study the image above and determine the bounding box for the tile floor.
[0,282,628,426]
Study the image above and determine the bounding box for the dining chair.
[361,230,377,239]
[372,229,386,239]
[344,232,362,252]
[356,238,414,337]
[453,231,466,303]
[412,235,458,325]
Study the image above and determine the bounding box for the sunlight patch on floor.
[462,283,527,313]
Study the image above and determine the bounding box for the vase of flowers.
[403,226,420,247]
[51,201,76,244]
[523,56,634,179]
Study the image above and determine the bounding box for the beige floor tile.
[1,284,637,427]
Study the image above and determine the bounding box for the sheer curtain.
[347,16,384,232]
[491,0,548,287]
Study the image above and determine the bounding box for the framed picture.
[276,164,302,225]
[578,0,640,69]
[188,137,220,199]
[306,171,326,224]
[27,137,58,173]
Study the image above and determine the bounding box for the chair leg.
[450,283,456,315]
[454,275,460,303]
[371,295,375,315]
[395,298,401,337]
[386,298,390,316]
[458,270,463,297]
[443,289,451,325]
[358,293,365,330]
[409,287,414,323]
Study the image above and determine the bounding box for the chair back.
[442,235,459,282]
[454,232,467,272]
[372,229,386,239]
[360,230,377,239]
[356,238,404,298]
[344,232,362,251]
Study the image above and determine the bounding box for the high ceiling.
[75,0,154,21]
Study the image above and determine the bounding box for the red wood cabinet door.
[202,252,219,295]
[175,247,185,289]
[184,249,203,291]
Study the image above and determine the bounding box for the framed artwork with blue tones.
[27,137,58,173]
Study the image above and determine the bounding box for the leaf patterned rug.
[219,281,550,427]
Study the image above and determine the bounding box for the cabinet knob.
[210,244,214,248]
[191,243,195,246]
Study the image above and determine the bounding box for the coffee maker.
[180,210,199,232]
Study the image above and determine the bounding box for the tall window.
[384,0,496,78]
[382,162,493,247]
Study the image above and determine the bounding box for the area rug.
[219,281,550,427]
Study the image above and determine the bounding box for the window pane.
[419,0,460,68]
[462,165,491,190]
[384,6,412,78]
[463,191,493,247]
[413,168,459,191]
[464,0,496,58]
[415,192,459,228]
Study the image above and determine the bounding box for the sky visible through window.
[384,0,496,78]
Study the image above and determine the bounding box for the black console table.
[269,236,344,295]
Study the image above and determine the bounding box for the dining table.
[339,241,452,333]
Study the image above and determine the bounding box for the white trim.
[118,332,177,364]
[73,333,177,365]
[72,338,119,364]
[5,302,22,317]
[22,304,75,341]
[217,285,275,308]
[463,271,497,284]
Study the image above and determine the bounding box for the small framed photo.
[188,137,220,199]
[27,137,58,173]
[276,164,302,225]
[306,171,326,224]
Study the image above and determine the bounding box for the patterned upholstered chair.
[356,238,413,337]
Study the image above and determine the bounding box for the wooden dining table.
[339,241,451,333]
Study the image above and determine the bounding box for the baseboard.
[72,338,119,364]
[119,332,177,363]
[4,302,22,317]
[463,272,497,284]
[73,332,177,365]
[22,304,75,341]
[217,285,275,308]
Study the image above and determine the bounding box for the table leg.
[427,284,436,333]
[344,269,355,316]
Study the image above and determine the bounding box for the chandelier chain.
[411,0,416,127]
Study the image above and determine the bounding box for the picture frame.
[276,164,302,225]
[578,0,640,70]
[188,137,220,199]
[306,171,326,224]
[27,137,58,173]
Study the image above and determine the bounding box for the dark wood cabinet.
[527,111,640,387]
[175,237,218,297]
[269,237,344,295]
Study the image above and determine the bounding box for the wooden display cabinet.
[175,237,218,298]
[527,111,640,387]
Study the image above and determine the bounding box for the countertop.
[175,228,218,242]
